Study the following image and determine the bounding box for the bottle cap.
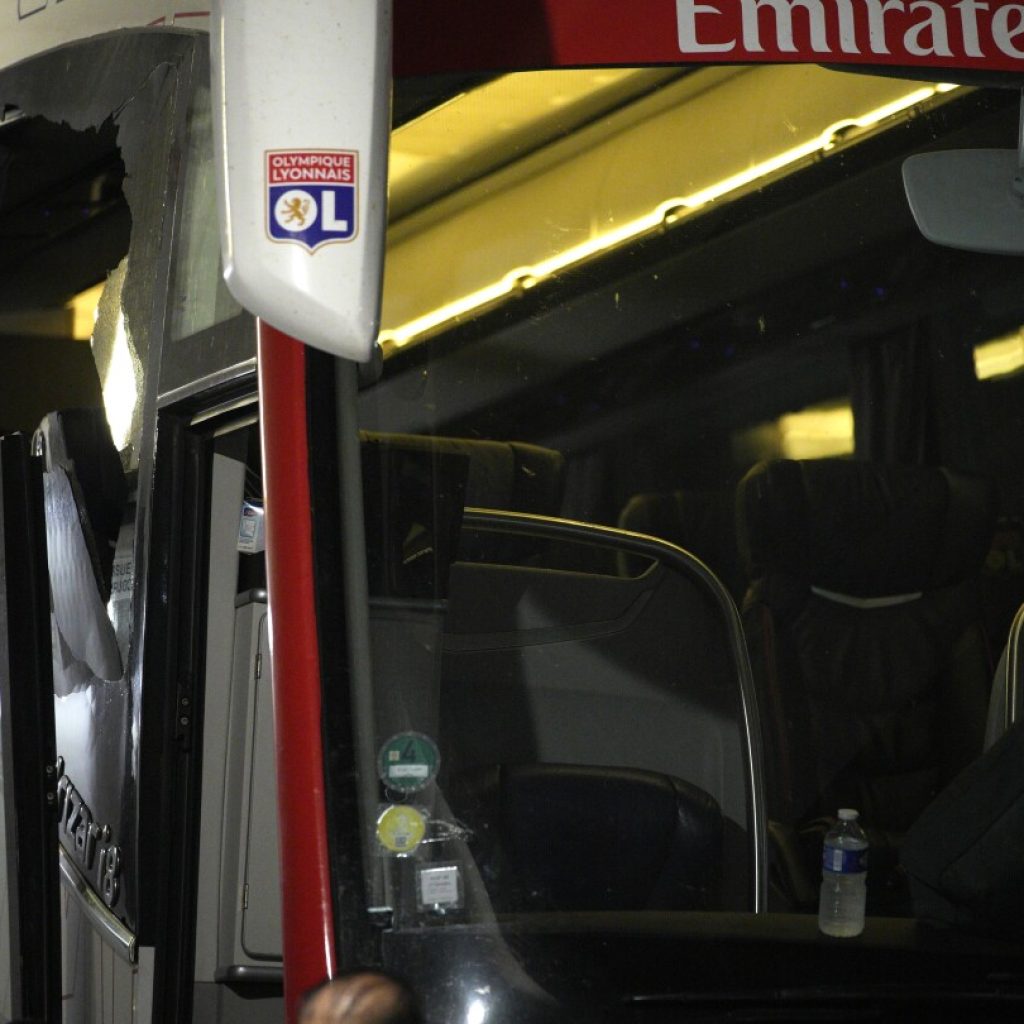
[837,808,859,821]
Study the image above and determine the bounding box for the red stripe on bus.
[393,0,1024,75]
[172,10,210,19]
[258,322,337,1022]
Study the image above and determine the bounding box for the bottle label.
[823,845,867,874]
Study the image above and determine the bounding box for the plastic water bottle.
[818,808,868,937]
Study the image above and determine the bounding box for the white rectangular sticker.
[417,864,462,910]
[237,500,265,554]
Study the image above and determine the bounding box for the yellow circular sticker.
[376,805,427,855]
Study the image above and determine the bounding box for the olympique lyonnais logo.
[267,150,357,251]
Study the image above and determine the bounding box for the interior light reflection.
[379,83,958,353]
[778,404,854,460]
[733,401,853,464]
[975,327,1024,381]
[66,281,105,341]
[101,310,137,450]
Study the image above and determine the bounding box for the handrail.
[58,846,136,964]
[1006,602,1024,733]
[461,507,768,914]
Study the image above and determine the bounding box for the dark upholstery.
[360,432,564,515]
[361,432,566,594]
[903,722,1024,938]
[736,460,996,909]
[439,550,755,911]
[738,459,995,597]
[450,763,723,913]
[618,488,743,598]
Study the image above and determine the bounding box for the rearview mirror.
[903,148,1024,255]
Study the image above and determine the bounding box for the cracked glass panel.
[0,32,199,944]
[169,82,242,343]
[90,258,143,466]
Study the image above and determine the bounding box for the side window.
[161,76,254,400]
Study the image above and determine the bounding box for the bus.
[0,1,1022,1021]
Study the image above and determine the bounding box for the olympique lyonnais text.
[677,0,1024,61]
[268,152,354,184]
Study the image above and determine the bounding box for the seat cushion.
[451,763,723,913]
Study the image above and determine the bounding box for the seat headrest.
[618,487,743,595]
[619,488,733,545]
[737,459,996,597]
[360,432,564,515]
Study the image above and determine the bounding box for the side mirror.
[210,0,392,361]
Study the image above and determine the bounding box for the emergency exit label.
[266,149,357,251]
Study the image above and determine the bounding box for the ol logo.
[266,149,357,251]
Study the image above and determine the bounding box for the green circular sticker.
[377,732,441,793]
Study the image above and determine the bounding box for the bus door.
[0,28,217,1023]
[0,433,60,1023]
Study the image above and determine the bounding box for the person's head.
[299,970,423,1024]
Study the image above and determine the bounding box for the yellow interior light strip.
[672,85,954,211]
[380,83,958,352]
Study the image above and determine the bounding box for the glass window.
[167,83,242,344]
[336,64,1024,1017]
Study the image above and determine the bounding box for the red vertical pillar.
[257,321,337,1021]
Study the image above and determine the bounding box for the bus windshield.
[334,62,1024,1019]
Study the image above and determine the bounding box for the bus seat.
[360,431,565,515]
[440,552,755,911]
[449,763,723,913]
[737,459,996,907]
[618,488,743,598]
[979,515,1024,658]
[902,721,1024,939]
[985,645,1011,751]
[361,432,566,594]
[362,431,569,773]
[363,435,755,909]
[983,596,1024,750]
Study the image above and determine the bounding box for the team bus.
[0,1,1023,1021]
